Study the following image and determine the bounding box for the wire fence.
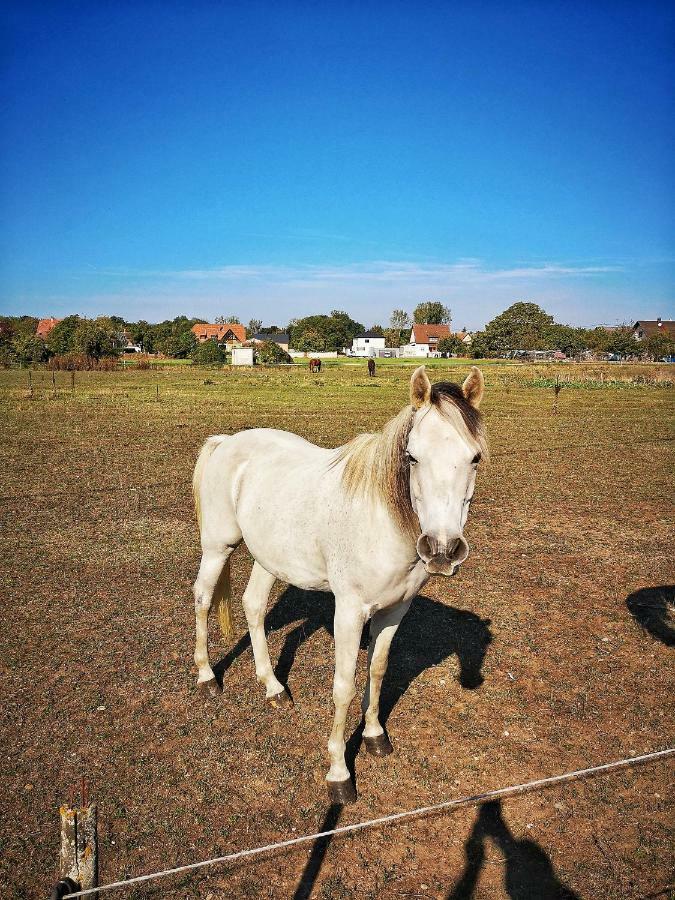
[55,746,674,899]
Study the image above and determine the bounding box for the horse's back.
[204,428,335,587]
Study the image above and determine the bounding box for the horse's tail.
[192,435,234,641]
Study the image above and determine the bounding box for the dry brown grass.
[0,361,673,899]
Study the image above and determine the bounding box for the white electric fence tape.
[58,746,674,899]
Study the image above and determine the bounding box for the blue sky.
[1,1,673,329]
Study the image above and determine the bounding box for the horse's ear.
[462,366,484,409]
[410,366,432,408]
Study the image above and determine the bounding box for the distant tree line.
[1,302,672,366]
[463,302,672,360]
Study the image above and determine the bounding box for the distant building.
[454,331,473,345]
[36,317,62,338]
[251,332,290,352]
[118,330,143,353]
[402,323,451,357]
[232,347,255,366]
[191,323,247,346]
[350,332,386,357]
[632,318,674,341]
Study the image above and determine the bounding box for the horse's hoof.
[267,688,293,709]
[198,678,222,699]
[364,733,393,757]
[326,778,357,805]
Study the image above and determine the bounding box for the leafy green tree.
[368,324,384,336]
[413,301,451,325]
[643,331,674,361]
[482,302,556,353]
[150,316,203,356]
[163,330,197,358]
[191,339,225,365]
[248,318,263,335]
[390,309,410,329]
[127,320,154,352]
[46,315,81,355]
[0,316,38,342]
[289,310,364,351]
[383,328,403,348]
[294,328,326,352]
[256,340,292,364]
[603,327,636,358]
[579,327,610,352]
[550,325,587,356]
[215,314,240,324]
[71,317,119,358]
[437,335,466,356]
[13,335,50,365]
[388,309,411,347]
[466,331,491,358]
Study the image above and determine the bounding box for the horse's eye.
[471,453,482,465]
[406,452,418,466]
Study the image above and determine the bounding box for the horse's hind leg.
[242,561,289,705]
[193,548,232,697]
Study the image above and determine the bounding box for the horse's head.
[407,365,486,576]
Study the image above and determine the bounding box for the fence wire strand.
[56,746,674,899]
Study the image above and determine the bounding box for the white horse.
[192,365,487,803]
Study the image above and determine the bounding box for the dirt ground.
[0,361,673,899]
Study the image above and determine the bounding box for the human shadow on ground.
[625,586,675,647]
[214,587,493,719]
[447,800,581,899]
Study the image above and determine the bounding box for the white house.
[402,324,451,357]
[350,331,386,357]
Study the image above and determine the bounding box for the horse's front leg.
[326,599,366,804]
[361,599,412,756]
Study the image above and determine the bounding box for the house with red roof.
[36,317,62,338]
[191,323,247,346]
[403,323,452,357]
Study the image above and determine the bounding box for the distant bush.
[191,340,226,365]
[47,353,118,371]
[256,340,292,364]
[13,335,50,365]
[134,355,152,370]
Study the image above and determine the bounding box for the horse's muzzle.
[417,533,470,576]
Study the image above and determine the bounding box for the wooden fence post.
[52,369,57,396]
[71,371,75,396]
[51,802,98,899]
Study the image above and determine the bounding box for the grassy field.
[1,361,673,899]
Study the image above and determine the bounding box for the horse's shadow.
[213,586,493,732]
[625,586,674,647]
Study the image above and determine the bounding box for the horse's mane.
[333,382,487,539]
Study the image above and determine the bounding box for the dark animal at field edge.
[368,358,375,376]
[309,358,322,373]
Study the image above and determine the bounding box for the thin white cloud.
[119,258,623,284]
[16,256,659,329]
